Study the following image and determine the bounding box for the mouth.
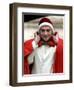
[42,36,50,41]
[40,35,51,41]
[44,35,48,38]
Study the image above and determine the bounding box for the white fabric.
[39,22,54,32]
[28,42,56,74]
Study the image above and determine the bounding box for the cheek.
[47,32,52,35]
[39,33,44,37]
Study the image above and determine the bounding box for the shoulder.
[24,39,34,44]
[57,38,63,50]
[58,38,63,45]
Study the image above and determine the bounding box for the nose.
[44,31,48,35]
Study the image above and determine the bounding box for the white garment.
[28,41,56,74]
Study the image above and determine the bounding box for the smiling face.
[39,25,53,42]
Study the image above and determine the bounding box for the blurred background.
[24,15,64,42]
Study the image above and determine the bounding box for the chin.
[43,39,49,42]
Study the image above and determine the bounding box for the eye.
[41,29,45,32]
[46,29,50,32]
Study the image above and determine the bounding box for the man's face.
[39,25,53,42]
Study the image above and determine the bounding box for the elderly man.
[24,18,63,74]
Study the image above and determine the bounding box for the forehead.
[40,25,52,30]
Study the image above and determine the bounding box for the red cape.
[24,38,63,74]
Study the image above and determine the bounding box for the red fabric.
[24,39,34,74]
[24,38,63,74]
[39,18,53,25]
[53,38,63,73]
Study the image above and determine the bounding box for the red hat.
[39,18,54,32]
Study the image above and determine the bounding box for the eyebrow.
[40,29,51,31]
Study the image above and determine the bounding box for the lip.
[43,37,49,41]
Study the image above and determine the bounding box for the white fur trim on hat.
[39,22,54,32]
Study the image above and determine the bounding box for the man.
[24,17,63,74]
